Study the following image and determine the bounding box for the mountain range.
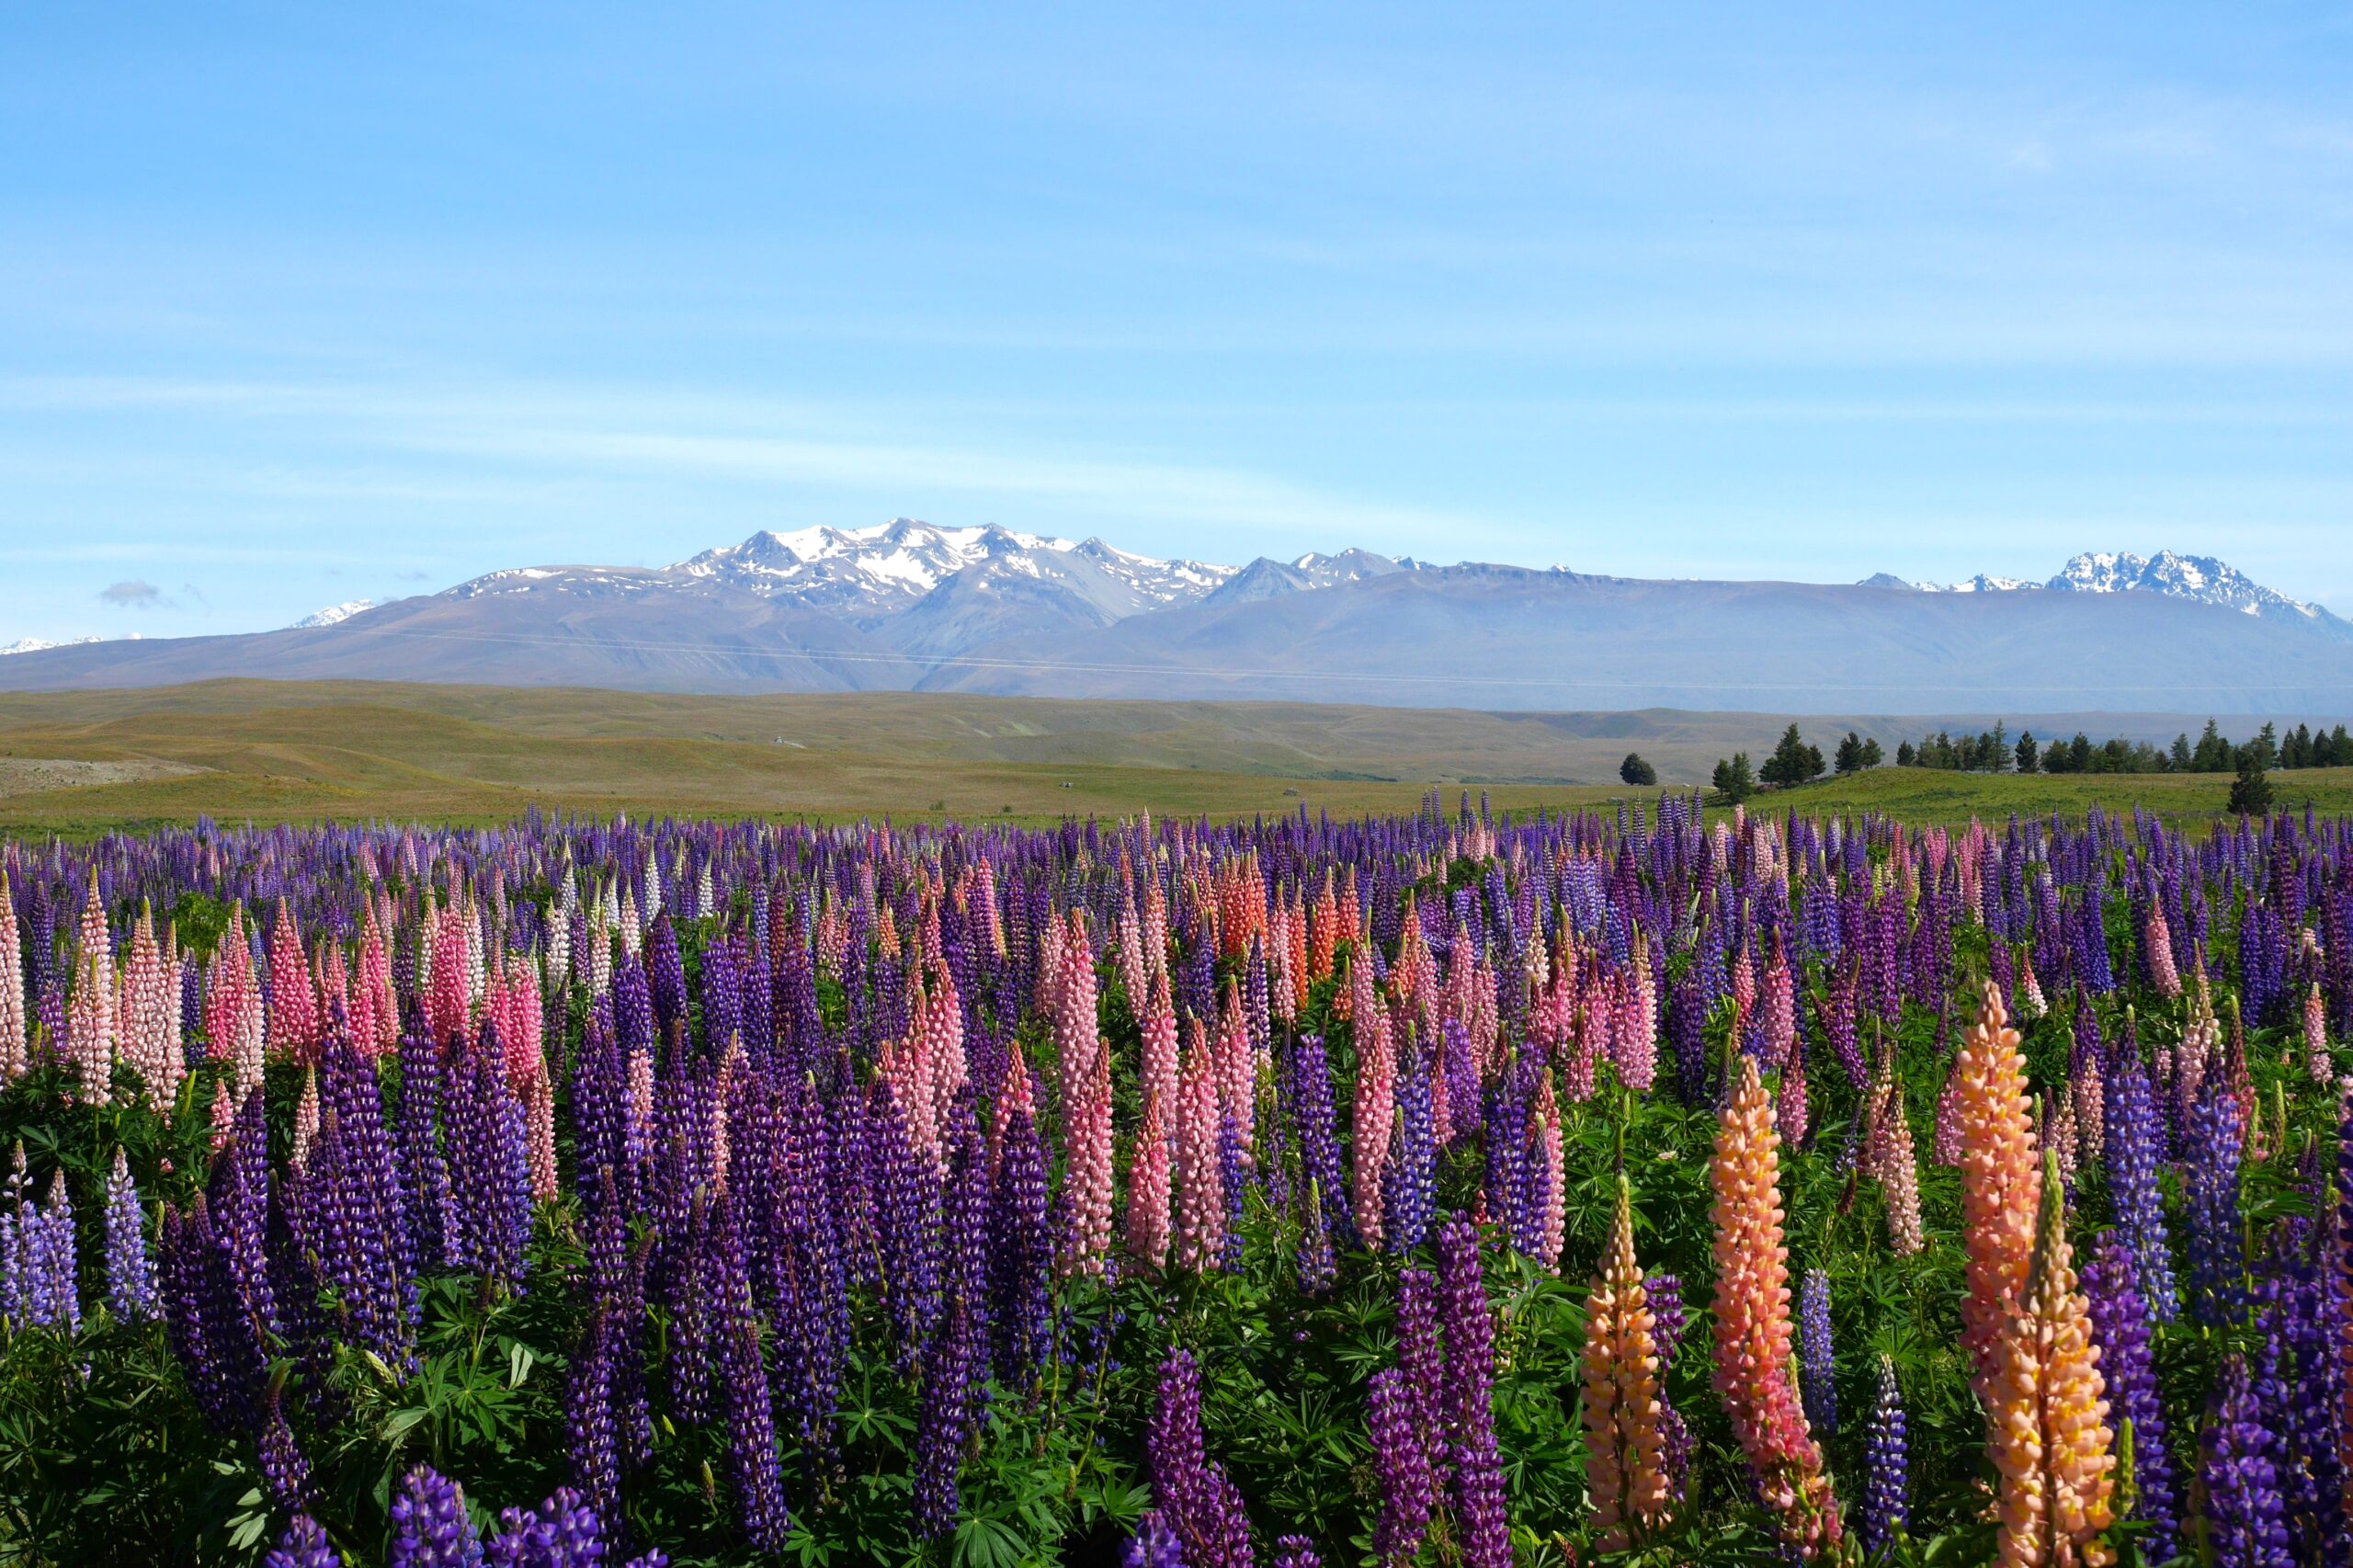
[6,521,2349,714]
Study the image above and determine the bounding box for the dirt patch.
[0,756,211,797]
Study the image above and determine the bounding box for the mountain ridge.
[6,527,2347,714]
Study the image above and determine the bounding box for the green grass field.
[0,679,2336,834]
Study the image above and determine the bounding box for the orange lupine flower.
[1710,1054,1842,1559]
[1984,1153,2115,1567]
[1954,981,2040,1387]
[1583,1175,1670,1551]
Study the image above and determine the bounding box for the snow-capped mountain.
[0,635,98,656]
[1865,551,2348,638]
[288,600,376,630]
[10,528,2352,712]
[672,518,1235,623]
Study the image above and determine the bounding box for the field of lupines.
[0,795,2347,1566]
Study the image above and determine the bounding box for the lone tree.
[2228,753,2273,816]
[1711,752,1756,803]
[1834,733,1867,775]
[1619,752,1657,787]
[2015,730,2040,774]
[1758,724,1824,789]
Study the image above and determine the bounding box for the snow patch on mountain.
[289,600,376,629]
[1864,551,2346,636]
[0,635,100,656]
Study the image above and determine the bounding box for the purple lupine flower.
[444,1020,532,1290]
[1217,1115,1250,1274]
[485,1485,604,1567]
[1797,1267,1836,1437]
[1392,1267,1449,1491]
[1366,1367,1434,1564]
[869,1081,942,1369]
[1647,1272,1686,1366]
[1271,1536,1321,1568]
[305,1032,417,1368]
[645,917,688,1043]
[2202,1354,2291,1568]
[1288,1036,1355,1251]
[2080,1233,2177,1561]
[2100,1042,2176,1323]
[1374,1036,1430,1261]
[26,1167,80,1333]
[1145,1348,1253,1568]
[1859,1353,1907,1558]
[2254,1221,2346,1567]
[1293,1174,1336,1297]
[256,1381,312,1511]
[0,1144,29,1327]
[710,1190,790,1551]
[397,1007,455,1273]
[2184,1085,2245,1328]
[102,1146,160,1324]
[262,1515,340,1568]
[990,1108,1052,1392]
[1435,1216,1508,1568]
[1123,1511,1184,1568]
[389,1464,486,1568]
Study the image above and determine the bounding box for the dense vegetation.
[0,797,2345,1565]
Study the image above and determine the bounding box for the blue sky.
[5,3,2349,643]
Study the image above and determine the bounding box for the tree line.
[1898,718,2353,777]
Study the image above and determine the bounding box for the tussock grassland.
[0,679,2341,832]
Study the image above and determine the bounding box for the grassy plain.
[0,680,2341,835]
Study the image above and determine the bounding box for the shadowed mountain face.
[7,528,2350,713]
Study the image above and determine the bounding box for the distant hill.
[6,526,2348,713]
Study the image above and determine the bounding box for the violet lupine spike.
[2184,1084,2245,1328]
[1366,1367,1435,1565]
[102,1146,159,1324]
[1797,1267,1836,1438]
[1122,1512,1184,1568]
[2201,1354,2291,1568]
[1859,1353,1907,1559]
[1147,1348,1256,1568]
[1270,1536,1321,1568]
[2079,1233,2178,1562]
[262,1515,341,1568]
[389,1463,486,1568]
[2100,1042,2177,1324]
[1435,1215,1510,1568]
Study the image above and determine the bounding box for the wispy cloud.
[98,578,170,608]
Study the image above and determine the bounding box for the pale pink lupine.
[1534,1070,1566,1271]
[1348,963,1394,1252]
[1116,887,1150,1014]
[208,1079,237,1153]
[1468,960,1500,1075]
[1776,1028,1810,1145]
[2144,909,2180,999]
[67,949,116,1101]
[75,869,115,1011]
[267,899,321,1062]
[1616,973,1658,1092]
[291,1067,321,1172]
[1758,942,1796,1066]
[1058,964,1116,1274]
[117,904,182,1106]
[1140,965,1178,1116]
[2305,984,2331,1080]
[0,872,26,1080]
[1171,1027,1226,1273]
[1124,1088,1174,1277]
[1214,980,1254,1149]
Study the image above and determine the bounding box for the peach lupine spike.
[1984,1153,2116,1568]
[1583,1175,1671,1551]
[1709,1053,1842,1559]
[1954,981,2041,1387]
